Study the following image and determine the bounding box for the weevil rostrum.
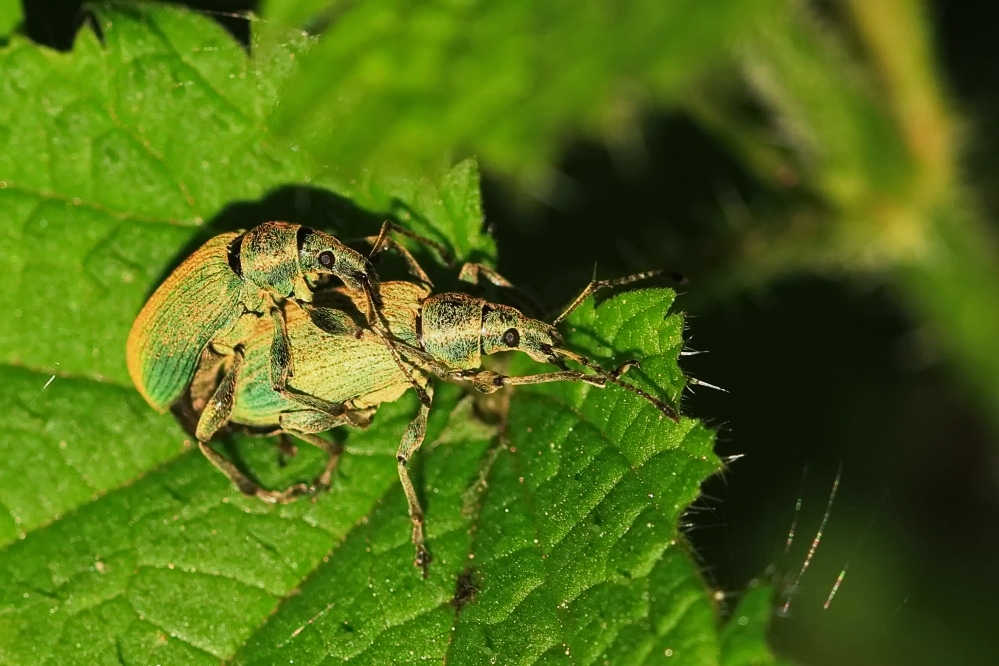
[189,272,678,575]
[126,220,449,416]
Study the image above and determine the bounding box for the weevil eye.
[318,250,335,268]
[502,328,520,348]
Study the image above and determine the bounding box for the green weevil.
[126,220,447,416]
[192,272,676,575]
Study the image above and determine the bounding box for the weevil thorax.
[296,227,371,294]
[238,222,304,301]
[480,303,563,364]
[419,293,487,370]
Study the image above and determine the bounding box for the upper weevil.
[126,220,447,414]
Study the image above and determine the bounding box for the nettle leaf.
[720,584,794,666]
[0,4,777,664]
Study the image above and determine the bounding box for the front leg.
[267,306,359,417]
[465,369,603,395]
[359,278,434,407]
[457,262,516,288]
[364,220,454,285]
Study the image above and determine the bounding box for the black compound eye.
[318,250,335,268]
[502,328,520,348]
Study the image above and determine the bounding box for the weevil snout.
[297,227,370,291]
[518,322,564,365]
[480,305,563,364]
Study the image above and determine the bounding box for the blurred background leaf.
[7,0,999,663]
[261,0,774,184]
[0,0,20,39]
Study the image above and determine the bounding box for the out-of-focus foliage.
[689,0,999,434]
[263,0,775,182]
[0,0,20,38]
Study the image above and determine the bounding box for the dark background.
[18,1,999,663]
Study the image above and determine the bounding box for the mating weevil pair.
[126,220,449,418]
[127,221,678,575]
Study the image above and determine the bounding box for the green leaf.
[720,583,790,666]
[0,0,20,40]
[258,0,331,33]
[0,4,769,664]
[264,0,773,181]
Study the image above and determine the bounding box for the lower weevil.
[192,271,677,575]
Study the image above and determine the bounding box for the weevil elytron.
[191,272,677,575]
[126,220,447,415]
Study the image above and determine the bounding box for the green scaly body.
[229,281,430,428]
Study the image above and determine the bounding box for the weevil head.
[480,304,564,365]
[296,226,373,291]
[478,295,680,421]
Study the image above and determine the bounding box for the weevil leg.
[335,231,440,409]
[197,441,311,504]
[396,382,435,577]
[268,307,295,391]
[276,434,298,466]
[196,344,245,443]
[276,384,357,420]
[344,406,377,429]
[358,279,434,407]
[457,262,517,288]
[457,262,545,314]
[194,345,312,503]
[279,409,369,491]
[466,369,598,395]
[363,234,433,286]
[551,270,667,325]
[301,435,343,493]
[464,368,679,421]
[363,220,454,281]
[284,429,343,493]
[265,307,368,417]
[188,345,229,415]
